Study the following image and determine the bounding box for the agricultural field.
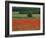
[12,13,40,31]
[12,14,40,19]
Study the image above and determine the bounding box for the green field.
[12,13,40,19]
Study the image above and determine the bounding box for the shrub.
[28,11,32,17]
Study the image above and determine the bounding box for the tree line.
[12,7,40,14]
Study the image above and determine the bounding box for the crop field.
[12,13,40,18]
[12,14,40,31]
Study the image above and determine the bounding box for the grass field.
[12,12,40,31]
[12,14,40,19]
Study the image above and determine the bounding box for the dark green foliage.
[28,11,32,17]
[19,11,29,14]
[12,7,16,11]
[12,7,40,14]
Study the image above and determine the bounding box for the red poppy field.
[12,18,40,31]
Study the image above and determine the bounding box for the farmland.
[12,14,40,18]
[12,14,40,31]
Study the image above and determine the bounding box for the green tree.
[28,11,32,17]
